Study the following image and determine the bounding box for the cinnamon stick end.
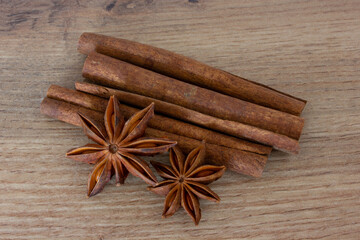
[78,32,97,55]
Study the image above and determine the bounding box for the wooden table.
[1,0,359,239]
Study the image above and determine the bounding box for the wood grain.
[1,0,359,239]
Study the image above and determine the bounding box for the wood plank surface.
[1,0,359,239]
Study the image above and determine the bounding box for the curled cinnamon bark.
[82,52,304,140]
[40,97,268,177]
[75,82,299,154]
[78,32,306,115]
[47,85,272,155]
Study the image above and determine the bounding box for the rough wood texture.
[1,0,359,239]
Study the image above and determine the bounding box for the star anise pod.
[66,96,177,197]
[148,143,226,225]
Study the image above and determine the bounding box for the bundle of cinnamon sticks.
[41,32,306,178]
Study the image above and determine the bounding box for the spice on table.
[74,82,298,153]
[82,51,304,140]
[47,84,272,155]
[40,97,267,177]
[66,96,176,197]
[149,143,225,225]
[78,32,306,115]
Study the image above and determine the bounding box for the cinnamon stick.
[75,82,299,153]
[145,128,266,178]
[78,32,306,115]
[47,85,272,155]
[82,51,304,140]
[40,97,267,177]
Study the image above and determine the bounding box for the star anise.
[66,96,177,197]
[148,143,226,225]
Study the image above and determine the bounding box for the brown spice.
[75,82,299,153]
[82,51,304,140]
[78,32,306,115]
[47,85,272,155]
[65,96,176,197]
[149,143,225,225]
[40,97,268,177]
